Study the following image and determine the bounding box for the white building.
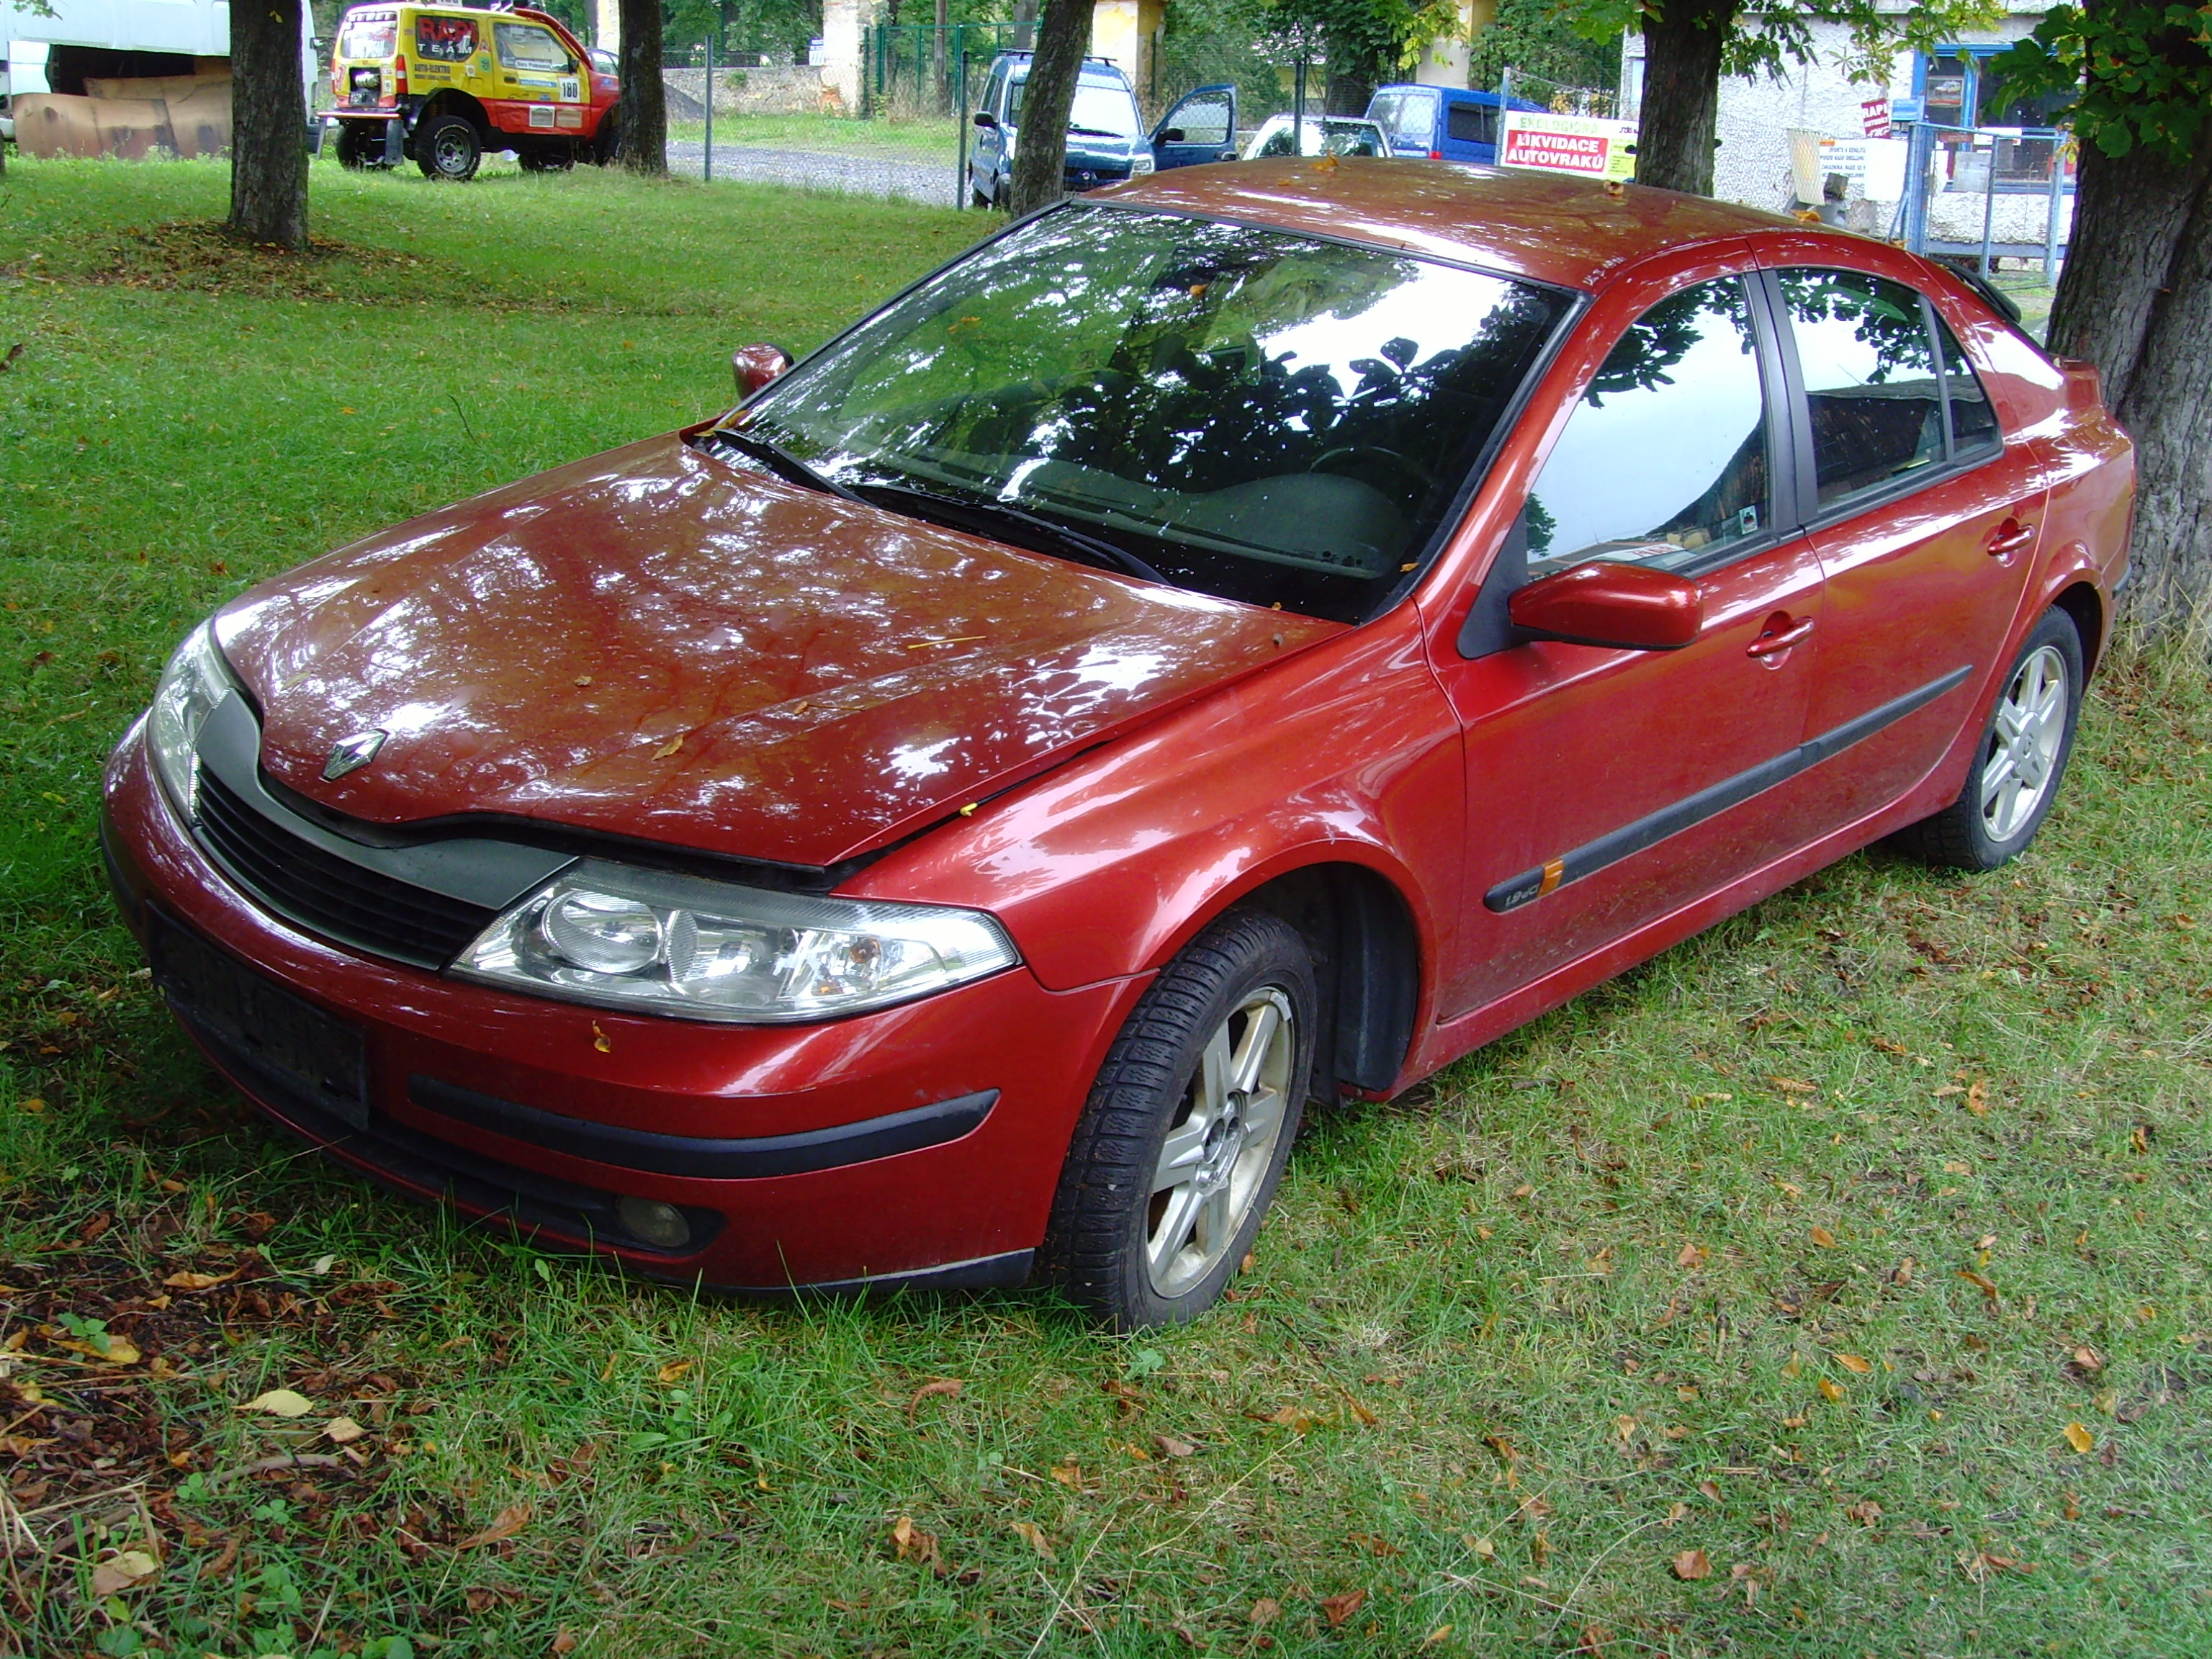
[1621,1,2074,258]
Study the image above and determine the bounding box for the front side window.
[728,206,1569,621]
[1524,277,1770,575]
[1778,269,1945,511]
[1168,90,1232,147]
[495,22,568,71]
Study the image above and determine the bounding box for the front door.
[1763,264,2046,835]
[490,16,583,140]
[1434,271,1826,1021]
[1151,84,1238,171]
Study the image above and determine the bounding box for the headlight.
[1130,153,1156,176]
[146,622,238,822]
[452,859,1020,1022]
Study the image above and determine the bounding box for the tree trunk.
[228,0,310,250]
[1007,0,1089,217]
[2054,137,2212,633]
[1633,0,1736,196]
[619,0,669,175]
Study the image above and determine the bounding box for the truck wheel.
[416,114,482,181]
[519,147,574,173]
[1040,909,1316,1329]
[592,110,621,166]
[335,122,387,171]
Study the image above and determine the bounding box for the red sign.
[1862,97,1891,138]
[1500,127,1609,174]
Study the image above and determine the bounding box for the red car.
[102,165,2131,1328]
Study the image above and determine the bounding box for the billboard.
[1496,110,1638,182]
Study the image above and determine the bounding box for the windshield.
[726,207,1568,621]
[1009,77,1144,138]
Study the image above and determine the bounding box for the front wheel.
[1041,910,1316,1328]
[415,113,482,181]
[1892,606,2084,870]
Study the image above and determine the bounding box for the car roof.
[1110,158,1812,292]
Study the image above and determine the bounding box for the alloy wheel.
[1145,986,1295,1298]
[1979,642,2069,842]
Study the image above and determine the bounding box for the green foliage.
[1466,0,1620,93]
[1264,0,1469,78]
[1565,0,2005,86]
[1990,2,2212,160]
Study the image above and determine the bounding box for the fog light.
[615,1196,691,1251]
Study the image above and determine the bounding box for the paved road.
[665,140,963,207]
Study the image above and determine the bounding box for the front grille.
[194,765,497,969]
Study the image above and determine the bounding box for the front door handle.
[1746,614,1815,658]
[1986,516,2036,557]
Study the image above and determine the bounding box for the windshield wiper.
[1068,125,1128,138]
[699,426,864,503]
[853,483,1169,586]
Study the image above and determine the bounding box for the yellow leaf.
[652,733,685,760]
[1770,1076,1818,1094]
[1676,1241,1707,1269]
[89,1549,160,1598]
[592,1022,611,1053]
[1964,1080,1989,1115]
[1469,1536,1496,1558]
[1010,1520,1056,1560]
[1421,1627,1454,1648]
[1780,1354,1803,1379]
[1615,1415,1638,1443]
[2063,1421,2095,1455]
[457,1503,532,1550]
[1834,1353,1873,1375]
[1049,1458,1084,1488]
[1672,1547,1712,1581]
[891,1514,939,1563]
[1818,1377,1845,1402]
[1809,1226,1838,1249]
[325,1416,367,1445]
[656,1360,694,1385]
[240,1388,315,1418]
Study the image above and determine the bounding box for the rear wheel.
[1041,910,1316,1328]
[519,146,575,173]
[415,113,482,181]
[1892,607,2084,870]
[592,109,621,166]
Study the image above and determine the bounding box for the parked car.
[968,51,1235,208]
[327,2,619,179]
[104,163,2131,1328]
[1240,113,1390,160]
[1366,83,1540,163]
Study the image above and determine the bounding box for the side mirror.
[1508,557,1701,651]
[973,110,998,130]
[732,343,793,398]
[1156,126,1185,144]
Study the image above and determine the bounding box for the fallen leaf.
[1964,1080,1989,1115]
[1153,1434,1197,1458]
[1249,1597,1282,1626]
[909,1377,963,1418]
[591,1022,611,1053]
[890,1514,938,1564]
[550,1627,579,1655]
[652,733,685,760]
[1615,1415,1638,1443]
[63,1335,140,1365]
[1834,1353,1873,1374]
[1958,1269,2000,1303]
[1671,1547,1712,1581]
[2063,1421,2095,1455]
[1871,1037,1908,1055]
[1319,1588,1367,1627]
[1818,1377,1845,1402]
[1943,1160,1972,1174]
[325,1416,367,1445]
[1676,1241,1707,1269]
[1264,1405,1318,1433]
[240,1388,315,1419]
[573,674,593,687]
[1697,1480,1722,1502]
[1010,1520,1056,1560]
[656,1360,694,1385]
[2070,1345,2104,1373]
[1469,1536,1496,1558]
[89,1548,161,1598]
[1809,1226,1838,1249]
[1664,1501,1689,1526]
[163,1270,229,1291]
[310,1254,338,1275]
[1421,1627,1454,1648]
[1844,1498,1883,1527]
[457,1503,531,1550]
[1048,1459,1084,1488]
[1770,1076,1818,1094]
[1892,1257,1916,1284]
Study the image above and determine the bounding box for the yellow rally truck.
[328,3,621,180]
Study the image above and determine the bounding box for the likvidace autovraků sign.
[1497,111,1638,181]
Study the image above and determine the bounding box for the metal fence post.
[955,38,968,209]
[703,32,713,183]
[1977,134,1997,276]
[2044,134,2067,278]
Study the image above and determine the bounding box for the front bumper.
[102,724,1142,1291]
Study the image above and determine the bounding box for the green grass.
[4,157,2211,1659]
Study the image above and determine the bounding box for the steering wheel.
[1309,444,1437,495]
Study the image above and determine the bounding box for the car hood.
[216,433,1341,870]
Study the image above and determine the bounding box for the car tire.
[519,146,574,173]
[1892,606,2084,871]
[973,185,993,210]
[335,122,387,171]
[1040,909,1316,1329]
[415,113,482,181]
[592,110,621,166]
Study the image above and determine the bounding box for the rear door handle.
[1986,517,2036,557]
[1746,614,1815,658]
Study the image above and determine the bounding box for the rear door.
[1760,261,2046,837]
[1437,92,1499,163]
[1152,83,1238,171]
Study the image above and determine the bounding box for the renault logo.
[322,729,389,781]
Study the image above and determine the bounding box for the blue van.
[969,53,1238,209]
[1364,84,1542,164]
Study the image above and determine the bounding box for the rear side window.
[1524,276,1771,574]
[1372,91,1434,147]
[1777,269,1945,510]
[1444,101,1495,146]
[1933,313,2002,454]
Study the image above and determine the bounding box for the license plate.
[148,917,372,1131]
